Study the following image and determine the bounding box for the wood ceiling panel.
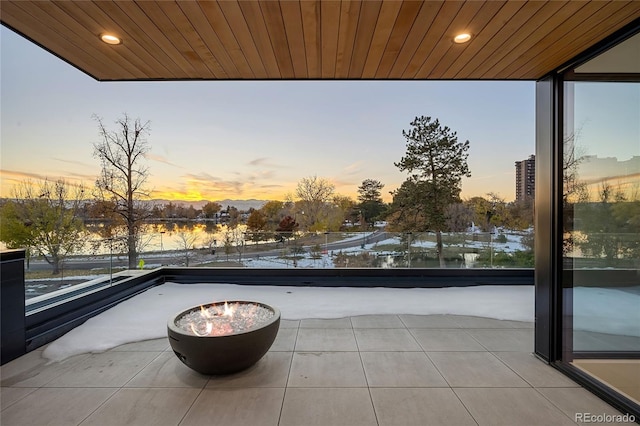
[403,1,464,78]
[453,1,547,79]
[512,2,640,78]
[210,1,264,78]
[440,1,524,79]
[388,1,443,78]
[413,0,486,79]
[133,1,211,78]
[335,0,361,78]
[427,1,506,79]
[361,0,403,78]
[1,1,637,81]
[488,0,592,79]
[84,1,184,79]
[1,2,134,80]
[349,0,383,78]
[175,1,236,79]
[320,0,341,78]
[471,1,572,79]
[260,0,295,78]
[155,1,226,78]
[299,0,321,78]
[97,1,201,78]
[280,0,308,78]
[235,0,281,78]
[375,0,423,78]
[30,1,150,79]
[56,1,175,79]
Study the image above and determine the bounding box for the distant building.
[515,155,535,203]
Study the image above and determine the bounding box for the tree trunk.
[436,231,446,268]
[128,232,137,269]
[51,254,60,275]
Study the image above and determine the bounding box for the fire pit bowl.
[167,301,280,375]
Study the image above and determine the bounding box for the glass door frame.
[534,19,640,417]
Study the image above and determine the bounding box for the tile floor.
[0,315,632,426]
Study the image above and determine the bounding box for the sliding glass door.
[561,33,640,406]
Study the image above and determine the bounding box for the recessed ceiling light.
[100,34,121,45]
[454,33,472,44]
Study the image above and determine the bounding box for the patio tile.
[80,388,201,426]
[111,338,169,352]
[467,328,534,352]
[0,388,116,426]
[411,329,487,351]
[0,351,90,388]
[270,327,297,351]
[44,351,161,388]
[279,319,300,329]
[354,328,421,351]
[351,314,405,328]
[399,314,461,328]
[493,352,580,388]
[125,352,209,388]
[361,352,447,387]
[451,315,534,329]
[0,387,37,410]
[300,317,352,328]
[206,352,292,388]
[428,352,530,387]
[454,388,577,425]
[537,387,632,425]
[288,352,366,387]
[294,328,357,351]
[280,388,376,426]
[180,388,284,426]
[370,388,477,426]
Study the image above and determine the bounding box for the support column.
[1,249,26,364]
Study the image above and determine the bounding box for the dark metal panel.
[159,267,534,287]
[534,75,560,362]
[1,250,26,365]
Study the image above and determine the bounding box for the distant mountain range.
[147,199,268,211]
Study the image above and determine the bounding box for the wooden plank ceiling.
[1,1,639,81]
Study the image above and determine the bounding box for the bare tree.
[93,113,151,268]
[445,203,474,232]
[175,226,200,267]
[295,176,335,229]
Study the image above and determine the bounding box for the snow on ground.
[41,282,640,362]
[344,233,528,254]
[243,256,335,268]
[43,283,534,362]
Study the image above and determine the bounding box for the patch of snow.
[43,283,534,362]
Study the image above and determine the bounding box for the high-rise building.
[515,155,535,203]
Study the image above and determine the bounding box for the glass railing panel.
[22,227,535,300]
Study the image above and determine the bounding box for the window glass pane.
[563,78,640,403]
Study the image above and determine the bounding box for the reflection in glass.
[563,79,640,404]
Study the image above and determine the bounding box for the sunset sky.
[1,26,535,203]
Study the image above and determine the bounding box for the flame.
[200,305,212,319]
[223,301,236,317]
[185,301,244,337]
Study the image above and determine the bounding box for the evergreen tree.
[391,116,471,267]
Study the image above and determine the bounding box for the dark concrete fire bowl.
[167,301,280,375]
